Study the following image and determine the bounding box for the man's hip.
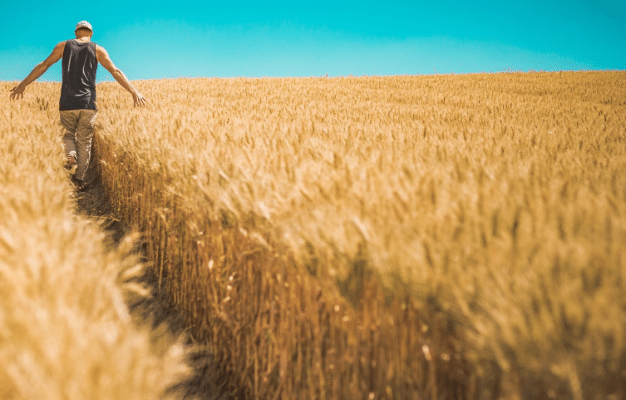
[59,109,97,137]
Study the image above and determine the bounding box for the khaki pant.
[60,109,97,181]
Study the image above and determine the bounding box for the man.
[9,21,146,191]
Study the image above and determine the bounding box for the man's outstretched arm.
[96,45,146,107]
[10,42,65,100]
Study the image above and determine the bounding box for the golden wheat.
[95,71,626,400]
[0,82,190,400]
[5,71,624,399]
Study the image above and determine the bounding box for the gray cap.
[75,20,93,32]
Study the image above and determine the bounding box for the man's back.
[9,21,146,108]
[60,39,98,111]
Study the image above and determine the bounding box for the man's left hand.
[9,85,25,100]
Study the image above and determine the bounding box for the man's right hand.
[133,92,147,107]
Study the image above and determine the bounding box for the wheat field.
[0,83,190,400]
[2,71,626,399]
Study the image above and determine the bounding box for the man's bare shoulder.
[95,44,110,60]
[42,41,66,65]
[95,44,109,54]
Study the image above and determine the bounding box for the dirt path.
[72,159,233,400]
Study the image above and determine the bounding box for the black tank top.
[59,40,98,111]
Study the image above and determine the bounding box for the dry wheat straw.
[94,71,626,399]
[0,82,190,400]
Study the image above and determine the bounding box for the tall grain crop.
[0,82,189,400]
[95,71,626,399]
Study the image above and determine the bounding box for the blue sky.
[1,0,624,82]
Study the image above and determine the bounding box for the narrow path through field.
[72,158,231,400]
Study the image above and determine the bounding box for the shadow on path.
[71,158,236,400]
